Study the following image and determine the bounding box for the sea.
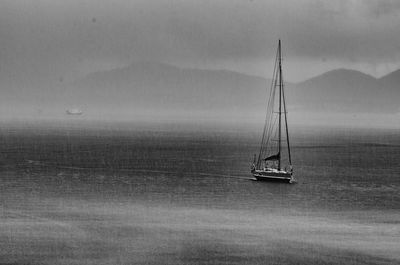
[0,120,399,265]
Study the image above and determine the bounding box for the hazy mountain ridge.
[1,61,398,119]
[378,69,400,97]
[65,61,270,114]
[66,62,399,114]
[290,68,398,112]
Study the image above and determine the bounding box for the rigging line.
[264,61,278,136]
[262,55,280,158]
[260,79,278,161]
[264,115,278,157]
[257,46,279,168]
[261,110,278,162]
[260,81,277,161]
[257,71,275,163]
[263,103,273,150]
[281,63,292,165]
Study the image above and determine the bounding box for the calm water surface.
[0,121,399,264]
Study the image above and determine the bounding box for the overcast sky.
[1,0,400,85]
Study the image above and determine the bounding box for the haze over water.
[1,1,400,264]
[0,120,399,264]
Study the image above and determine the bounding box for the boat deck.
[252,168,293,183]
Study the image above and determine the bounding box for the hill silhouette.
[289,68,397,112]
[0,61,399,119]
[65,62,399,115]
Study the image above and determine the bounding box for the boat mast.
[279,40,292,165]
[278,39,282,171]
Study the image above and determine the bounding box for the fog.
[1,1,399,125]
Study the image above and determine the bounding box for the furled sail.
[264,152,280,161]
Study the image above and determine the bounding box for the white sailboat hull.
[252,168,294,183]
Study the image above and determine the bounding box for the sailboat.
[251,40,294,183]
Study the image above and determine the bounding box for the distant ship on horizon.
[66,108,83,115]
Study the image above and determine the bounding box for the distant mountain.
[2,61,397,119]
[380,68,400,84]
[63,61,271,115]
[289,68,400,112]
[379,69,400,97]
[65,62,399,115]
[289,69,382,112]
